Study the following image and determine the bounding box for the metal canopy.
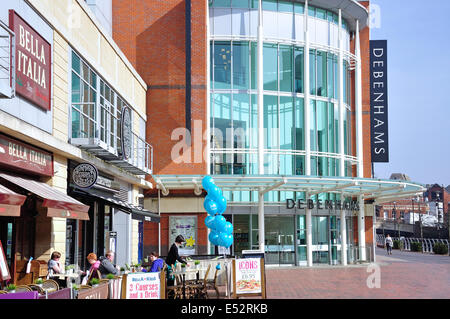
[153,175,425,202]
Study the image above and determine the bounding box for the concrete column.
[257,0,264,175]
[338,9,345,176]
[340,194,347,265]
[258,189,265,252]
[358,195,366,261]
[306,193,313,266]
[355,20,364,178]
[304,0,311,175]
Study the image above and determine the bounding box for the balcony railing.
[0,20,15,98]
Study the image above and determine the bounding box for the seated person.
[98,250,119,278]
[81,253,101,285]
[47,251,66,288]
[149,251,164,272]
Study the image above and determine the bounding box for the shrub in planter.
[6,284,16,293]
[106,274,115,280]
[393,240,403,250]
[89,278,100,286]
[410,242,422,252]
[433,243,449,255]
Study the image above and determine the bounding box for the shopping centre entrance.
[265,215,295,265]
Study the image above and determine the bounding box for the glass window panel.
[333,55,338,98]
[316,8,326,20]
[234,215,250,255]
[334,103,339,154]
[279,154,293,176]
[329,158,336,177]
[308,6,315,17]
[250,42,257,90]
[250,94,258,149]
[233,42,249,90]
[333,13,338,24]
[212,93,232,149]
[263,43,278,91]
[295,98,304,151]
[309,50,316,95]
[317,101,327,153]
[343,109,348,155]
[71,72,80,103]
[294,3,304,14]
[295,155,305,175]
[250,0,259,9]
[343,60,347,103]
[310,156,317,175]
[263,95,278,149]
[327,53,334,98]
[328,102,335,153]
[233,93,250,149]
[310,99,316,151]
[72,52,80,74]
[232,0,249,8]
[278,1,293,13]
[279,45,293,92]
[72,109,80,138]
[294,47,304,93]
[214,0,231,7]
[317,51,327,97]
[279,96,293,150]
[214,42,232,89]
[82,62,89,83]
[327,11,334,22]
[318,156,328,176]
[262,0,277,11]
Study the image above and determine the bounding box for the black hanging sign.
[370,40,389,162]
[72,162,98,189]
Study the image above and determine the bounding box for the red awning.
[0,172,90,220]
[0,184,26,217]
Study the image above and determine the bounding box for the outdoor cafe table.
[172,268,207,299]
[52,272,80,287]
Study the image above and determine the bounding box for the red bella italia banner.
[9,10,51,111]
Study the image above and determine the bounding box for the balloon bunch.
[202,176,233,248]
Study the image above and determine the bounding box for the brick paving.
[262,248,450,299]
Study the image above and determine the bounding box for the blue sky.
[369,0,450,186]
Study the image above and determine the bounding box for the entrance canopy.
[0,183,26,217]
[153,175,425,203]
[0,172,90,220]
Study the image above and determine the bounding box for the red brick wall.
[112,0,207,179]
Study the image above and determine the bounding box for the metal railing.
[0,20,15,98]
[376,234,449,254]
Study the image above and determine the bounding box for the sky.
[369,0,450,186]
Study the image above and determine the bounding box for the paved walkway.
[263,248,450,299]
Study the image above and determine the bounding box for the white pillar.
[304,0,311,175]
[358,195,366,261]
[258,189,265,252]
[306,193,313,267]
[355,20,364,178]
[340,194,347,265]
[338,9,345,177]
[257,0,264,175]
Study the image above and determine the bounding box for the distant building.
[389,173,411,181]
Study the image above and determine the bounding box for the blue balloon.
[204,216,215,229]
[203,198,218,216]
[216,263,221,270]
[223,221,233,235]
[208,185,223,200]
[224,234,233,248]
[208,231,220,246]
[218,232,228,247]
[214,215,226,232]
[202,176,215,192]
[215,196,227,214]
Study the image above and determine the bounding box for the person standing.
[98,251,120,278]
[165,235,187,286]
[385,234,393,255]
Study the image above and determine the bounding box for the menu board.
[232,258,266,298]
[122,272,161,299]
[169,216,197,255]
[0,240,10,281]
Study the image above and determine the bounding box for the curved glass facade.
[209,1,356,203]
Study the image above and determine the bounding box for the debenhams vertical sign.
[370,40,389,163]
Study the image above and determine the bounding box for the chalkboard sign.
[0,240,10,282]
[232,258,266,299]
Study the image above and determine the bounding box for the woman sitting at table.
[81,253,101,284]
[47,251,66,287]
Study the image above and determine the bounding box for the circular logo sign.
[72,163,98,188]
[121,106,132,160]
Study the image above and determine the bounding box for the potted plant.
[6,284,16,293]
[194,260,200,269]
[106,274,115,280]
[35,278,44,288]
[89,278,100,287]
[72,284,79,299]
[120,267,125,275]
[65,265,75,274]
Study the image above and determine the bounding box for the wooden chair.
[15,285,33,292]
[0,290,8,294]
[99,279,110,284]
[87,269,101,283]
[205,268,220,298]
[188,264,211,299]
[42,279,59,291]
[78,285,92,290]
[28,284,44,294]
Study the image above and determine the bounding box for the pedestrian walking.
[385,234,393,255]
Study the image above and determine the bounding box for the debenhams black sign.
[286,199,360,211]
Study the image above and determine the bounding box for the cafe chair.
[42,279,59,291]
[99,279,110,284]
[205,267,220,299]
[78,285,92,291]
[28,284,45,294]
[15,285,33,292]
[0,290,8,294]
[188,264,211,299]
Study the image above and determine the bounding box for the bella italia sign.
[286,199,360,211]
[9,10,52,111]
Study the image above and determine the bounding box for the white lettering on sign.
[17,24,47,89]
[8,142,46,166]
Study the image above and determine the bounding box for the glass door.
[264,216,295,265]
[297,215,307,266]
[346,216,355,263]
[312,216,329,264]
[329,215,341,265]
